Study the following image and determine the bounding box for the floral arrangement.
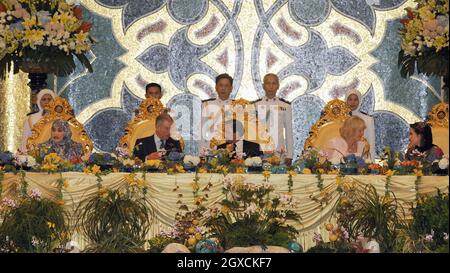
[0,187,69,252]
[307,224,353,253]
[203,175,301,249]
[295,148,332,174]
[398,0,449,78]
[0,0,94,77]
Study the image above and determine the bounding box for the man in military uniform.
[254,73,294,165]
[201,73,235,149]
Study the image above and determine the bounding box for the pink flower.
[1,197,16,208]
[30,188,42,199]
[313,232,323,243]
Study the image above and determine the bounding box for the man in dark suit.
[216,119,262,158]
[133,113,182,161]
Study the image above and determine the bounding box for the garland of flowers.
[55,172,66,206]
[316,170,324,191]
[414,169,423,201]
[0,168,4,198]
[385,172,393,197]
[287,169,296,193]
[19,169,27,198]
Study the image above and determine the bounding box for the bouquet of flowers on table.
[0,0,95,77]
[295,148,332,174]
[87,152,120,171]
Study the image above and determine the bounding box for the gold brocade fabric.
[1,173,448,251]
[0,66,30,152]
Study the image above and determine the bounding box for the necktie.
[160,140,166,149]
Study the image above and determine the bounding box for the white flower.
[243,202,258,216]
[244,156,262,167]
[183,155,200,166]
[330,156,342,165]
[365,240,380,253]
[1,197,16,208]
[223,177,233,189]
[26,156,36,167]
[438,157,449,170]
[66,0,81,5]
[424,234,433,242]
[444,233,448,241]
[122,159,135,166]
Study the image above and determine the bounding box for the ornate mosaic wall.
[53,0,443,158]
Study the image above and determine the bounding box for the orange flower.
[72,6,83,20]
[329,234,338,242]
[325,223,334,231]
[414,169,423,177]
[77,21,92,33]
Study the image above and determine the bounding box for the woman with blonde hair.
[325,116,370,160]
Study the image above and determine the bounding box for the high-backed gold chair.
[210,98,274,150]
[303,99,370,157]
[120,97,185,154]
[27,97,93,155]
[427,102,449,155]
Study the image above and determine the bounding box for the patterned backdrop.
[50,0,443,158]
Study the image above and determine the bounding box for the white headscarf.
[345,89,362,112]
[20,89,57,153]
[33,89,57,121]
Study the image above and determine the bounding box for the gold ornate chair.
[427,102,449,155]
[210,98,274,150]
[303,99,370,157]
[120,97,185,154]
[27,97,93,155]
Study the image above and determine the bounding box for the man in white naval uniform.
[201,73,234,149]
[254,73,294,165]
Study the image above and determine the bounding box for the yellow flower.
[385,170,396,177]
[137,179,145,188]
[98,187,108,198]
[288,170,297,177]
[125,173,137,186]
[192,182,200,191]
[192,219,199,225]
[187,236,197,246]
[145,159,160,168]
[328,169,339,175]
[221,206,230,214]
[63,179,69,190]
[418,6,435,21]
[329,233,338,242]
[175,164,185,173]
[302,168,312,174]
[195,233,202,240]
[55,199,65,206]
[236,167,245,174]
[83,167,91,174]
[47,222,55,229]
[91,165,101,175]
[197,168,208,174]
[22,16,38,29]
[317,168,325,174]
[112,168,119,173]
[262,170,271,178]
[188,227,196,234]
[414,169,423,177]
[339,196,349,205]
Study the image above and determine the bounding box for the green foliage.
[204,177,301,249]
[336,184,406,252]
[0,197,69,253]
[306,241,353,253]
[398,47,449,78]
[147,235,176,253]
[409,190,449,251]
[76,189,151,253]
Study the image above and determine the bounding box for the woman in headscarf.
[345,89,376,159]
[37,120,84,162]
[20,89,57,153]
[406,122,443,162]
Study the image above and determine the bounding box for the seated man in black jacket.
[216,119,262,158]
[133,113,182,161]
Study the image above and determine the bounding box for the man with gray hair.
[133,113,182,161]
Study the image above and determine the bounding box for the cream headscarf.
[20,89,57,152]
[345,89,362,112]
[32,89,57,123]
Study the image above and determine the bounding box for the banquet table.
[1,172,448,251]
